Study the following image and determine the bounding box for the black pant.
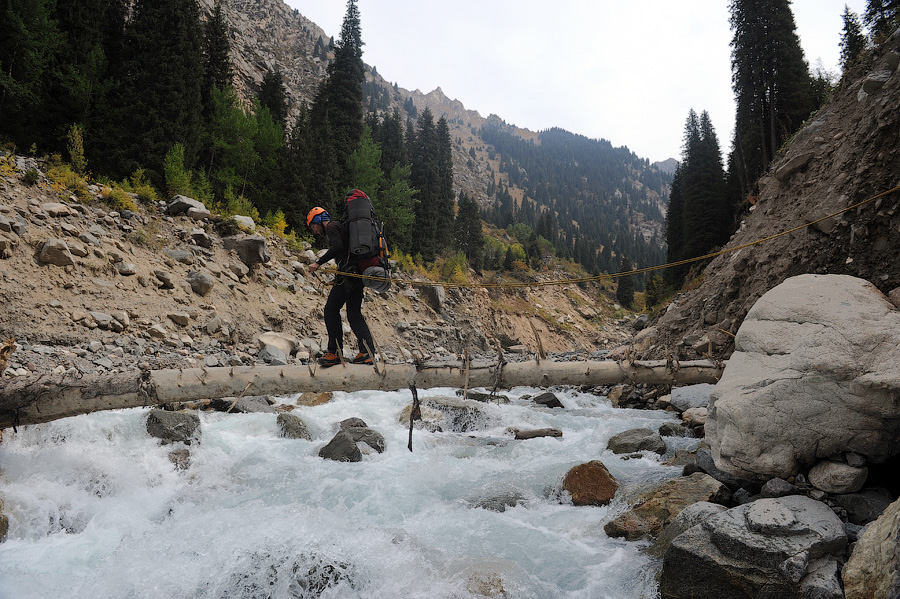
[323,275,375,357]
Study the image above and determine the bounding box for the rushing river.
[0,386,696,599]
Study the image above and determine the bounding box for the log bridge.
[0,359,724,429]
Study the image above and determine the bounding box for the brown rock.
[603,472,729,540]
[297,392,333,407]
[562,460,619,506]
[842,497,900,598]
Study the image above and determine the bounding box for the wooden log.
[0,359,723,429]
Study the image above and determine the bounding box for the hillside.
[637,29,900,361]
[0,156,638,377]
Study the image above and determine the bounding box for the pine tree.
[616,255,635,309]
[727,0,816,201]
[840,6,868,74]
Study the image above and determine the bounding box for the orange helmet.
[306,207,330,228]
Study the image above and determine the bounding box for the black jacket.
[316,220,349,268]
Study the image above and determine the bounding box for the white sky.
[284,0,868,164]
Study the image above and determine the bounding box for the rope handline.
[316,184,900,291]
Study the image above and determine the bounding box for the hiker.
[307,206,376,368]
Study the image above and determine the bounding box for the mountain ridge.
[204,0,671,273]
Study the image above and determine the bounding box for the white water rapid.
[0,386,696,598]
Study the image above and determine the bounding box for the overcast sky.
[284,0,869,164]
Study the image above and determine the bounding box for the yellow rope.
[317,184,900,290]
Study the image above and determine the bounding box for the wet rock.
[562,460,619,506]
[343,426,386,454]
[210,396,275,413]
[604,473,730,541]
[0,499,8,541]
[168,448,191,471]
[297,392,333,407]
[318,430,362,462]
[607,428,666,455]
[531,391,564,409]
[146,409,200,445]
[647,501,728,558]
[277,413,312,440]
[417,395,495,433]
[514,428,562,440]
[658,422,691,437]
[659,496,847,599]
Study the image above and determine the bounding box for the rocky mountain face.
[637,29,900,362]
[203,0,667,246]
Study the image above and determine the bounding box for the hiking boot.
[317,352,341,368]
[351,352,373,365]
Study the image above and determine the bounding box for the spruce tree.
[665,109,728,288]
[93,0,204,183]
[202,0,233,109]
[864,0,900,41]
[727,0,816,201]
[259,67,288,128]
[616,255,635,309]
[307,0,365,203]
[453,193,484,270]
[0,0,60,148]
[840,6,868,74]
[410,107,443,261]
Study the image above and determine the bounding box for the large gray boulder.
[223,235,269,267]
[607,428,666,455]
[38,238,75,266]
[659,495,847,599]
[167,195,209,220]
[707,274,900,481]
[669,383,715,412]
